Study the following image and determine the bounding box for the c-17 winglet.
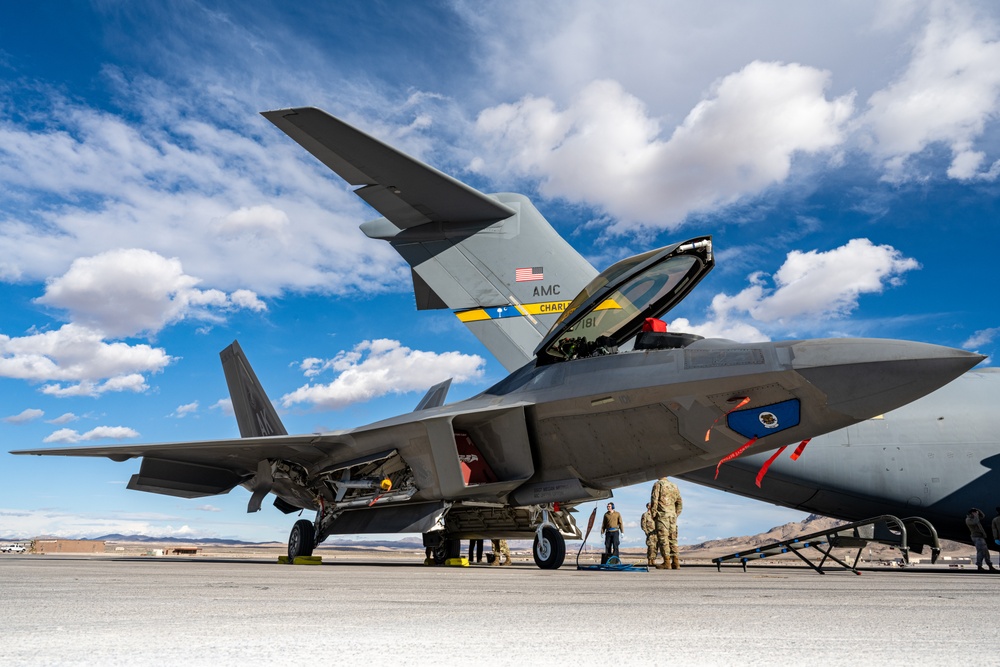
[11,107,985,568]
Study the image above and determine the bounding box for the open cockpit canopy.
[534,236,714,364]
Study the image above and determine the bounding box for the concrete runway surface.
[2,556,999,666]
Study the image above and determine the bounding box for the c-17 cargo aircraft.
[11,108,984,568]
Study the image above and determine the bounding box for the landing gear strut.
[288,519,315,560]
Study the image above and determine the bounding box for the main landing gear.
[432,538,463,565]
[287,519,315,560]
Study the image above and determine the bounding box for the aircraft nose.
[789,338,985,420]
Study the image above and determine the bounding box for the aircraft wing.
[11,433,355,506]
[11,434,347,467]
[261,107,515,228]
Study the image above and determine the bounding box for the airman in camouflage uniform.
[641,503,659,567]
[650,477,683,569]
[491,538,511,566]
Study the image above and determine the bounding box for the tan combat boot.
[670,556,680,570]
[647,558,656,567]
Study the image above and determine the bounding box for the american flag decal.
[515,267,544,282]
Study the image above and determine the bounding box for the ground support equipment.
[712,514,940,575]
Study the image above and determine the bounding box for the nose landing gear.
[533,525,566,569]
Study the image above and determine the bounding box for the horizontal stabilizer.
[261,107,514,228]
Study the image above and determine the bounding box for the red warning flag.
[754,445,788,488]
[753,438,812,487]
[790,438,811,461]
[705,396,751,442]
[714,436,758,479]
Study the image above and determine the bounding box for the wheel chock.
[278,555,323,565]
[445,557,469,567]
[293,556,323,565]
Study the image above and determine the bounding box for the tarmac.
[3,555,1000,666]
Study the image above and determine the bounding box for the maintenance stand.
[713,514,941,575]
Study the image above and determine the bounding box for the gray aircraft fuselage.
[679,367,1000,546]
[259,335,979,511]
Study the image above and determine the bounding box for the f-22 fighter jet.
[13,108,983,568]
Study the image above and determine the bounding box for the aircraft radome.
[12,108,984,569]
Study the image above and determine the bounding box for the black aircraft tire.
[533,526,566,569]
[433,538,462,564]
[288,519,315,560]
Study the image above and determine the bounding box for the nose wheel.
[533,525,566,569]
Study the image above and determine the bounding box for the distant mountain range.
[2,533,427,550]
[5,515,973,559]
[677,513,971,561]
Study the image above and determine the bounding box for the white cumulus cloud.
[0,324,171,397]
[215,204,290,239]
[862,5,1000,181]
[43,425,140,443]
[670,239,920,340]
[37,248,266,338]
[281,339,485,409]
[0,95,407,295]
[964,327,999,349]
[172,401,199,418]
[473,63,854,232]
[3,408,45,424]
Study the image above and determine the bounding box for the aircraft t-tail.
[11,107,984,568]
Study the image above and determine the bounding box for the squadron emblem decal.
[726,398,801,440]
[758,411,779,429]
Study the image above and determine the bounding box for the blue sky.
[1,1,999,546]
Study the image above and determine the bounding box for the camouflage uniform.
[650,477,683,568]
[640,508,659,564]
[491,539,511,566]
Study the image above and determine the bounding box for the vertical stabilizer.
[220,341,288,438]
[362,193,599,371]
[414,378,452,411]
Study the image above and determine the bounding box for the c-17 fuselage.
[679,367,1000,546]
[11,108,985,568]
